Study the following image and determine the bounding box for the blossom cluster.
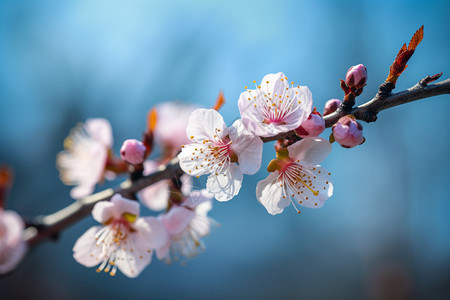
[1,67,369,277]
[178,72,334,215]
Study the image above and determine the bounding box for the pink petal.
[161,206,194,235]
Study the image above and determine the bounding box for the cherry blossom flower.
[57,118,114,199]
[156,189,215,262]
[73,194,168,277]
[238,72,313,137]
[153,101,197,158]
[138,160,192,211]
[256,137,333,215]
[0,209,27,274]
[178,108,263,201]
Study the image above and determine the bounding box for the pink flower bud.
[345,64,367,90]
[332,116,364,148]
[323,99,342,116]
[295,108,325,138]
[120,139,146,165]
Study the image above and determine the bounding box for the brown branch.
[24,158,183,246]
[24,76,450,247]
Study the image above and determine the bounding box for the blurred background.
[1,0,449,299]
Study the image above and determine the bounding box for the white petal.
[114,217,169,277]
[178,144,212,177]
[138,160,170,211]
[206,164,243,201]
[256,171,290,215]
[238,90,266,135]
[294,166,333,209]
[260,72,289,97]
[85,118,113,147]
[138,180,169,211]
[287,137,332,165]
[161,206,195,235]
[114,247,147,278]
[70,184,95,200]
[134,217,169,250]
[229,119,263,175]
[73,226,103,267]
[180,174,193,195]
[0,211,27,274]
[91,201,115,224]
[156,238,171,261]
[185,109,228,143]
[92,195,140,224]
[182,189,213,208]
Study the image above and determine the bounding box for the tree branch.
[262,77,450,142]
[24,76,450,246]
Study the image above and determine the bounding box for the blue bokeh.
[1,0,449,299]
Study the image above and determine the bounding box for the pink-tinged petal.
[161,206,195,235]
[70,184,95,199]
[110,194,140,217]
[0,210,27,274]
[114,217,169,277]
[178,144,212,177]
[1,210,24,242]
[138,180,169,211]
[138,160,170,211]
[91,201,115,224]
[256,171,289,215]
[85,118,113,147]
[114,247,147,278]
[238,91,266,136]
[156,238,171,261]
[287,137,332,165]
[180,174,193,195]
[206,164,243,201]
[185,109,228,143]
[153,101,197,152]
[191,201,213,236]
[73,226,103,268]
[294,166,333,209]
[229,119,263,175]
[58,140,108,199]
[92,195,140,224]
[182,189,212,208]
[135,217,170,250]
[260,72,289,96]
[0,240,27,274]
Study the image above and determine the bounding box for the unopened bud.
[332,115,364,148]
[346,64,367,90]
[323,99,342,116]
[120,139,146,165]
[295,108,325,138]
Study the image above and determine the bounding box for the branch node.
[419,72,443,87]
[364,111,378,123]
[377,81,395,98]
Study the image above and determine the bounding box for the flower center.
[94,217,137,276]
[245,77,303,124]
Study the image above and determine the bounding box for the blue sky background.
[1,0,449,299]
